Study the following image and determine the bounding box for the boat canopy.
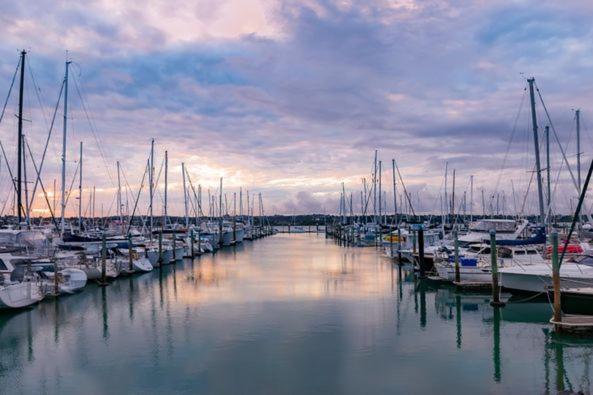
[469,219,516,233]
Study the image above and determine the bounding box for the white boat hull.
[132,257,153,272]
[0,281,43,309]
[436,265,493,283]
[501,264,593,293]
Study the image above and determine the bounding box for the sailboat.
[500,92,592,294]
[435,78,549,284]
[0,51,46,308]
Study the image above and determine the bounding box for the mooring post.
[412,230,417,255]
[197,228,201,255]
[389,227,394,259]
[53,259,59,295]
[172,233,177,261]
[490,230,505,307]
[190,229,195,258]
[397,227,402,264]
[100,233,107,285]
[128,233,133,272]
[418,226,426,279]
[454,230,460,283]
[158,230,163,266]
[551,231,562,329]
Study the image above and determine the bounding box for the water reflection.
[0,234,593,393]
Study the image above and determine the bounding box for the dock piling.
[489,230,505,307]
[128,233,133,272]
[551,231,562,329]
[418,227,426,279]
[99,233,108,286]
[158,231,163,266]
[454,230,460,283]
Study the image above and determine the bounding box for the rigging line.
[25,140,58,230]
[0,140,18,195]
[28,79,64,210]
[71,72,116,187]
[0,58,19,125]
[102,193,117,220]
[120,166,137,215]
[64,161,80,209]
[536,84,593,221]
[127,160,149,235]
[535,83,579,194]
[0,188,12,217]
[394,159,416,217]
[186,170,202,219]
[142,156,165,219]
[26,60,50,129]
[559,158,593,268]
[519,165,535,216]
[494,88,526,192]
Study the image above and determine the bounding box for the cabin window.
[0,259,7,271]
[499,248,512,258]
[527,250,538,255]
[514,250,525,255]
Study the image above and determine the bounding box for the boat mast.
[149,138,154,239]
[78,141,83,229]
[218,177,223,247]
[451,169,456,224]
[341,182,346,224]
[444,162,448,226]
[246,190,250,226]
[117,161,123,228]
[373,150,377,225]
[92,185,96,228]
[576,109,581,193]
[239,187,243,219]
[17,50,26,227]
[378,160,382,225]
[527,78,546,224]
[23,133,30,226]
[53,178,56,215]
[392,159,397,226]
[182,162,189,229]
[545,125,551,223]
[469,175,474,222]
[60,60,71,235]
[164,150,168,227]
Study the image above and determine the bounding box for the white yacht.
[458,219,530,246]
[500,254,593,293]
[436,244,546,283]
[0,250,44,309]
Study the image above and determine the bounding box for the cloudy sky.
[0,0,592,217]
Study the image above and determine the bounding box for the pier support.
[128,233,133,272]
[158,231,163,267]
[418,227,426,279]
[551,231,562,331]
[454,230,460,283]
[98,233,109,287]
[489,230,505,307]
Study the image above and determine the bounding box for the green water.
[0,233,592,394]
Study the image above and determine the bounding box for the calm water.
[1,233,592,394]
